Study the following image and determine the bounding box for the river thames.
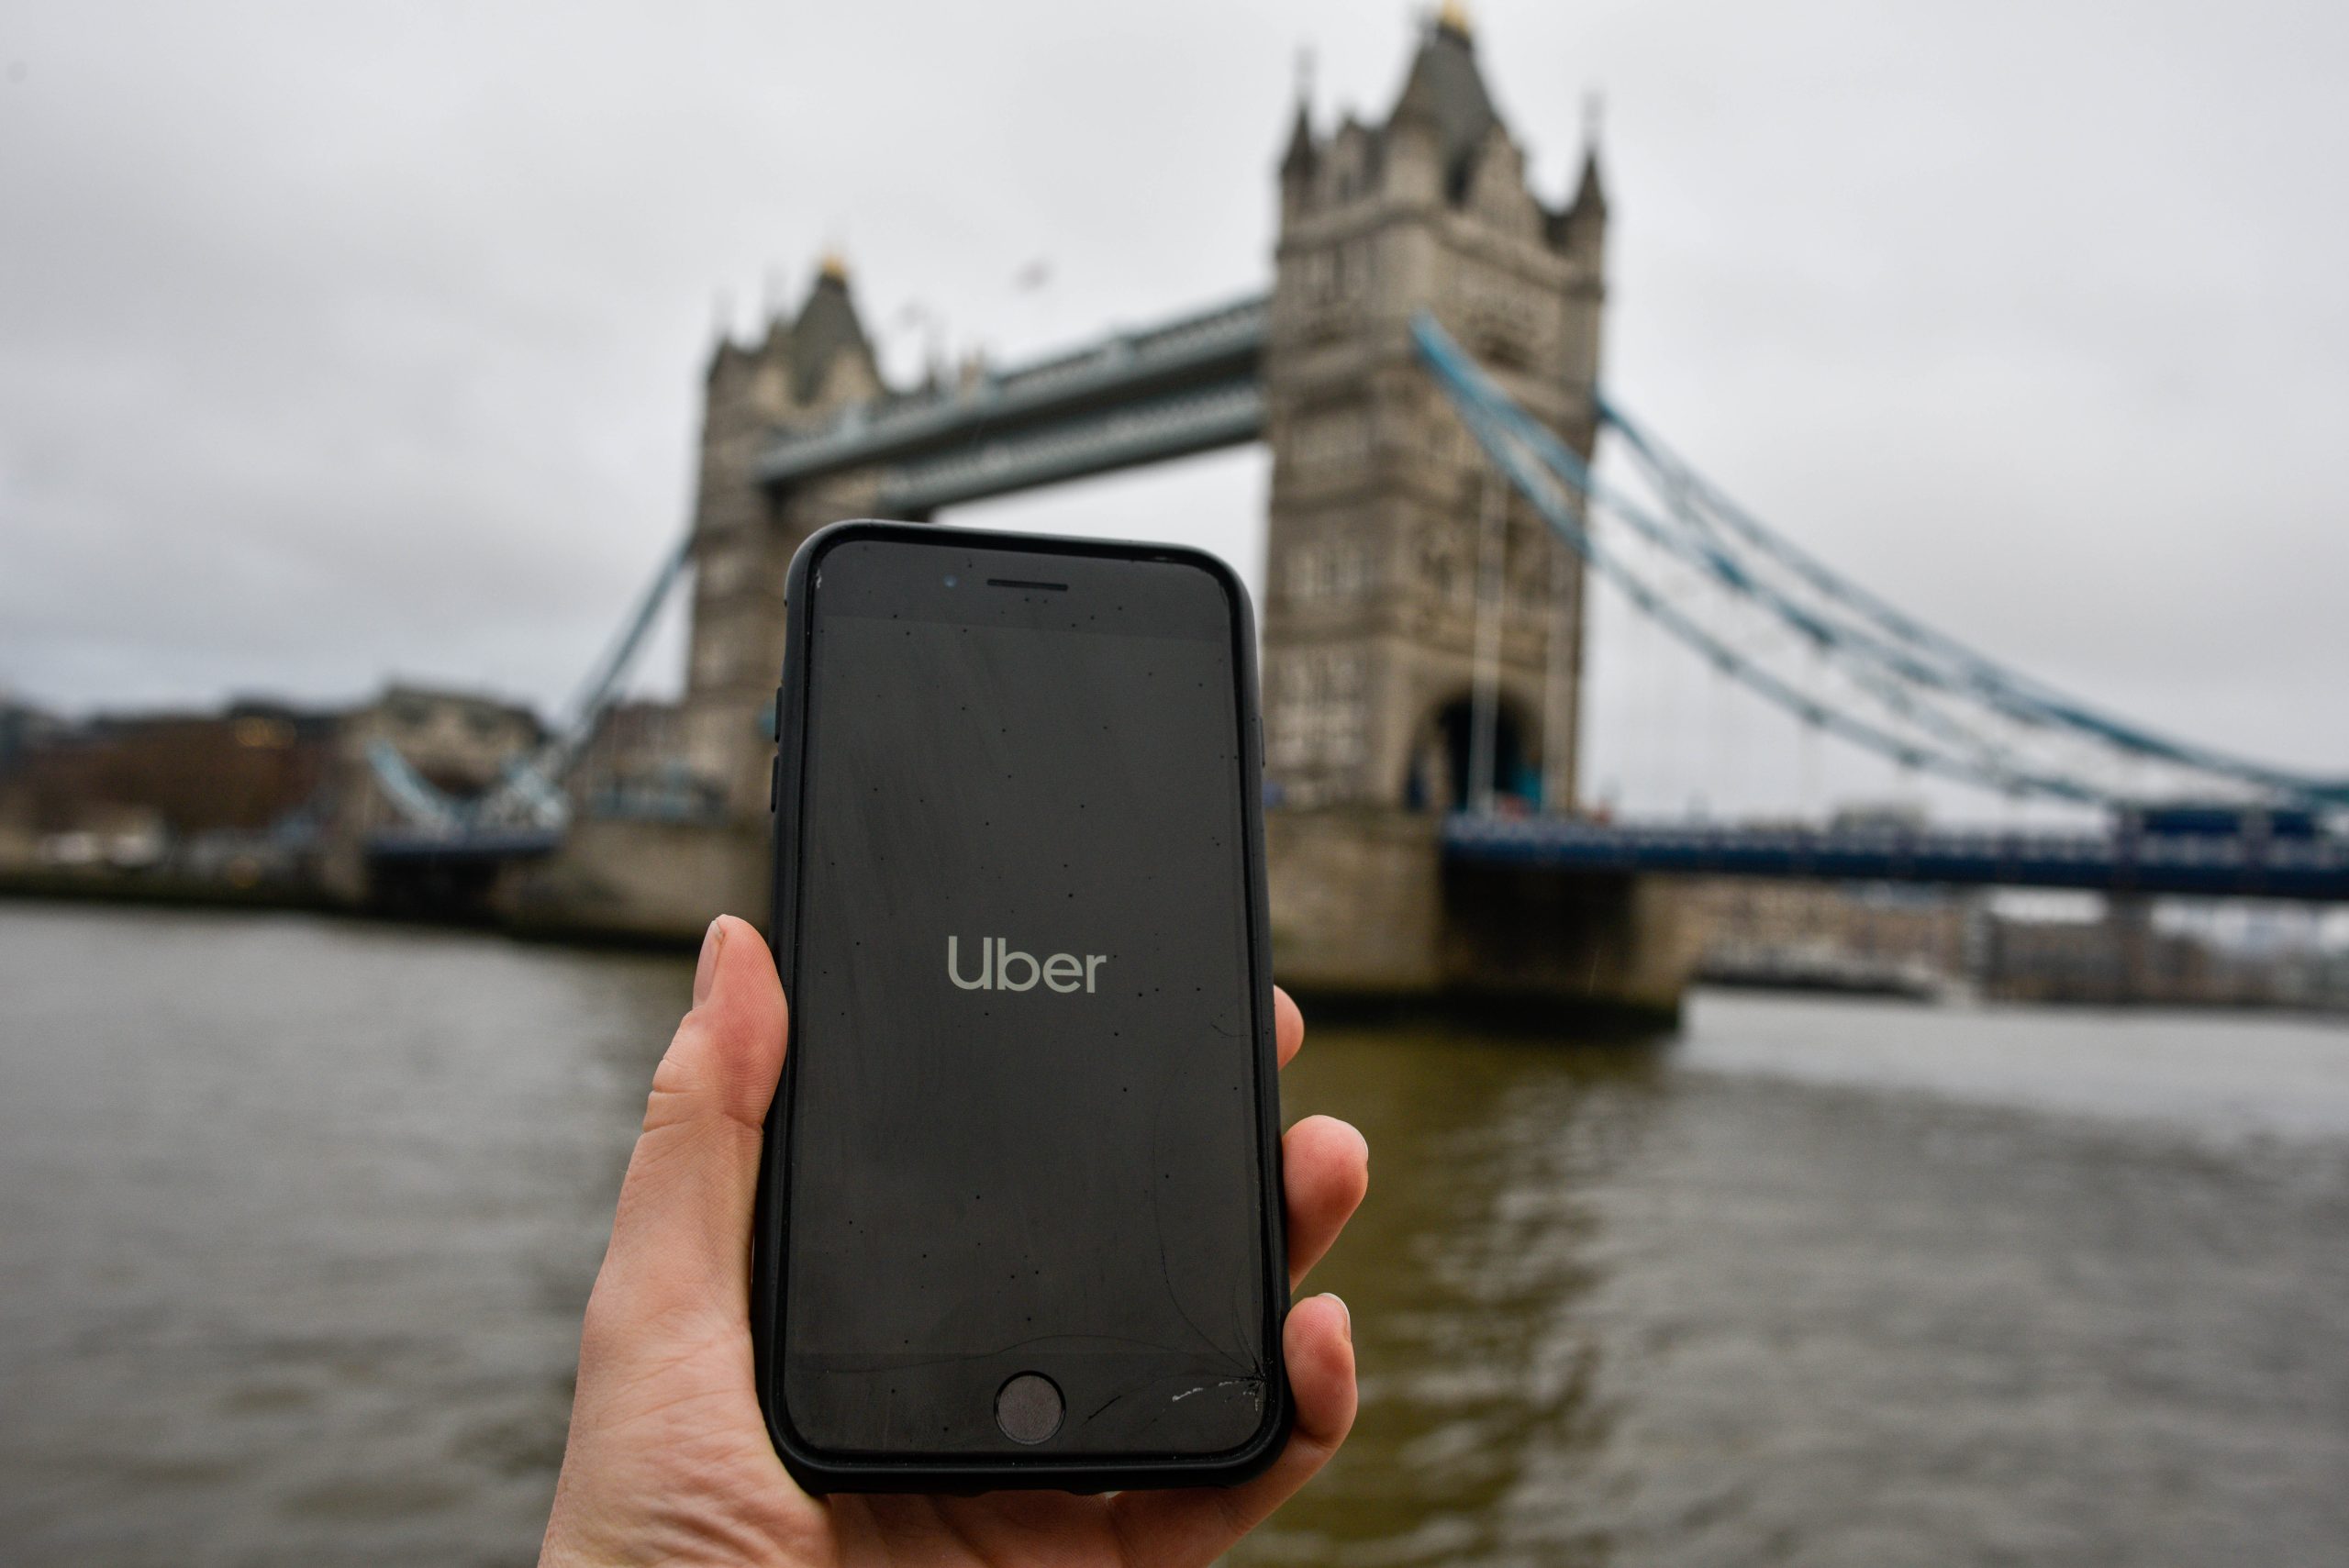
[2,902,2344,1565]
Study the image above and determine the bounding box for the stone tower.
[679,258,890,819]
[1261,9,1607,815]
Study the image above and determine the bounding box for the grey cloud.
[1,0,2342,817]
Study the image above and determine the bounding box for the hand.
[541,915,1370,1567]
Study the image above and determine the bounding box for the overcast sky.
[4,0,2345,820]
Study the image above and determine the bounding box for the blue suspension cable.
[1411,316,2097,804]
[1598,391,2349,806]
[1414,310,2347,810]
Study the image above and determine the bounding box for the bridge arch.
[1405,687,1542,814]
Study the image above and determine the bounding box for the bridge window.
[1295,243,1373,315]
[1268,651,1366,772]
[1287,539,1373,603]
[1418,529,1475,610]
[1286,410,1371,489]
[1477,332,1530,373]
[1457,261,1544,372]
[1302,251,1336,301]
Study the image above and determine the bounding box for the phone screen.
[779,535,1274,1460]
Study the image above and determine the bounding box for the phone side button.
[768,752,780,814]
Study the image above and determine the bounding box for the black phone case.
[750,518,1292,1494]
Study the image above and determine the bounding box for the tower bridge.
[674,12,1606,838]
[362,10,2346,1018]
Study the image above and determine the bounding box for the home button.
[995,1373,1063,1445]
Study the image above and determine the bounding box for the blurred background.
[4,1,2347,1563]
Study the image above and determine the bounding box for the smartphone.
[751,520,1289,1494]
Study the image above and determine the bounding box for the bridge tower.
[681,256,891,820]
[1262,7,1605,816]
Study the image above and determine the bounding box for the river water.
[2,902,2344,1566]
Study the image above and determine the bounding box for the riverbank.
[15,866,2342,1022]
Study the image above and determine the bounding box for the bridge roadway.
[366,827,563,862]
[1444,815,2349,902]
[367,814,2349,903]
[756,295,1269,513]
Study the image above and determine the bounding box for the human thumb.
[590,915,788,1338]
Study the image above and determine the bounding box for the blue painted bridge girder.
[1444,816,2349,903]
[757,295,1268,511]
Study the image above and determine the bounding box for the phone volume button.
[769,752,781,814]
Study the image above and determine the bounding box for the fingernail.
[1326,1293,1351,1343]
[693,917,727,1006]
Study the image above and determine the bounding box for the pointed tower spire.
[787,254,878,405]
[1281,43,1319,215]
[1580,90,1609,205]
[1548,97,1609,257]
[1282,61,1317,178]
[1572,144,1607,221]
[1386,0,1501,199]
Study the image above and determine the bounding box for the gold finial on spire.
[818,248,850,283]
[1436,0,1473,39]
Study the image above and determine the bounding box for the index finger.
[1275,985,1304,1068]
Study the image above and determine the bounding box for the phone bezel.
[750,518,1292,1494]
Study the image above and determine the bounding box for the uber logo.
[947,936,1109,994]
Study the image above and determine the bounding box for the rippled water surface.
[3,903,2345,1566]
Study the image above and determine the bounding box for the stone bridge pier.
[1263,811,1698,1026]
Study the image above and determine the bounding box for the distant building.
[1976,902,2211,1006]
[1696,879,1976,996]
[0,682,549,895]
[0,694,64,778]
[1692,874,2338,1008]
[1972,899,2341,1008]
[0,700,339,840]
